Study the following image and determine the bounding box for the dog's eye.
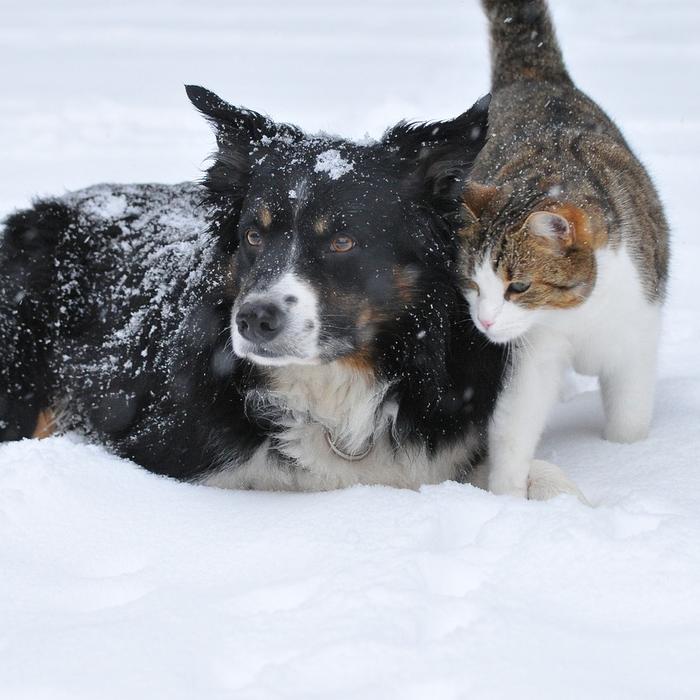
[507,281,531,294]
[245,229,263,247]
[330,235,355,253]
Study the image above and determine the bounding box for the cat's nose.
[479,316,494,330]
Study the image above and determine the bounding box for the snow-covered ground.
[1,1,699,697]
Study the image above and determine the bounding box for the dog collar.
[324,430,374,462]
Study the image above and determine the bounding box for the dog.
[0,85,582,498]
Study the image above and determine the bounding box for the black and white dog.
[0,86,577,496]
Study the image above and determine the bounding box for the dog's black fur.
[0,87,507,487]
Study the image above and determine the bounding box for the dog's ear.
[383,94,490,210]
[185,85,278,146]
[186,85,300,253]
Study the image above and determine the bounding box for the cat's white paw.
[603,421,650,444]
[527,459,590,505]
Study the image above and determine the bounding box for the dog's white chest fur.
[202,362,477,491]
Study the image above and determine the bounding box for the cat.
[458,0,670,497]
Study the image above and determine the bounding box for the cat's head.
[459,184,604,344]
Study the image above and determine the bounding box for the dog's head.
[187,85,489,367]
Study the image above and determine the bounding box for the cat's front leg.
[488,333,569,498]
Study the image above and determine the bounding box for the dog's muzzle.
[231,272,322,365]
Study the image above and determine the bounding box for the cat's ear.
[524,205,606,251]
[525,211,574,246]
[462,182,501,220]
[383,94,491,208]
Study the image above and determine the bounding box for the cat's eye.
[330,235,355,253]
[507,281,531,294]
[245,229,263,247]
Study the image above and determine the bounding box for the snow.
[48,183,216,397]
[314,148,355,179]
[1,0,700,697]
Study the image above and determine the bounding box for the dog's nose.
[236,301,286,344]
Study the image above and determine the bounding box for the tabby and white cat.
[459,0,670,497]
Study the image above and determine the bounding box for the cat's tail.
[480,0,573,91]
